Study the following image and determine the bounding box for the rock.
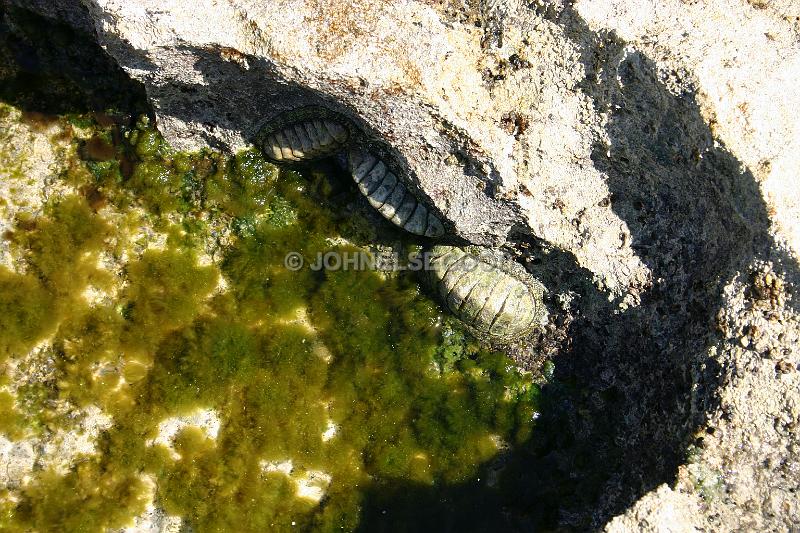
[12,0,799,291]
[604,484,702,533]
[8,0,800,531]
[0,436,36,489]
[576,0,800,261]
[23,0,653,294]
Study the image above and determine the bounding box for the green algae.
[0,112,541,531]
[123,249,219,351]
[15,461,149,533]
[0,390,27,440]
[0,269,57,362]
[13,195,112,293]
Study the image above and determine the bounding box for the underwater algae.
[0,108,541,531]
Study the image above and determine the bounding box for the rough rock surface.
[8,0,800,530]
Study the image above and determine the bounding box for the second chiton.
[348,149,445,238]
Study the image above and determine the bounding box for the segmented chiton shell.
[348,149,445,238]
[426,245,545,341]
[260,108,349,162]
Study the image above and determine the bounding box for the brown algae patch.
[0,108,540,531]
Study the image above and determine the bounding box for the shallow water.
[0,110,541,531]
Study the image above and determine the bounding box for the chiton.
[348,149,445,238]
[426,245,546,341]
[259,106,350,162]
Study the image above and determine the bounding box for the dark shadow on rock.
[0,3,150,117]
[358,5,800,531]
[466,4,800,530]
[148,44,368,150]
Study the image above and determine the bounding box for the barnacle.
[259,107,350,162]
[426,245,546,341]
[348,149,445,238]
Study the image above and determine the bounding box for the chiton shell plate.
[348,149,445,238]
[259,106,350,162]
[426,245,546,341]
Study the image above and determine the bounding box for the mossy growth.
[0,390,26,439]
[0,110,542,531]
[0,269,56,363]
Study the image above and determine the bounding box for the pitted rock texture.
[9,0,800,531]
